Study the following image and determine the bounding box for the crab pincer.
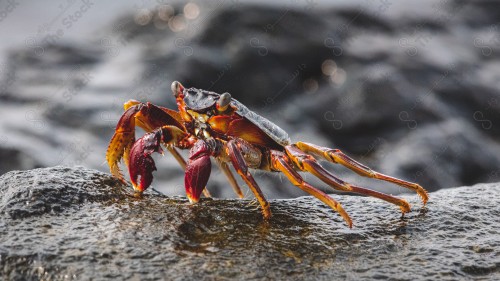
[128,124,188,192]
[128,130,163,192]
[184,140,214,203]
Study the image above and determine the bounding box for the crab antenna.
[217,92,231,112]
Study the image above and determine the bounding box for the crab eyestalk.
[171,81,192,123]
[216,92,231,112]
[171,81,184,98]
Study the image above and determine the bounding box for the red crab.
[106,81,428,227]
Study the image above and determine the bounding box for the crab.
[106,81,428,227]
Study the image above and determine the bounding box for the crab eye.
[171,81,183,98]
[217,92,231,111]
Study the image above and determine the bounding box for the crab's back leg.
[295,142,429,205]
[284,145,411,213]
[269,150,352,228]
[226,139,271,219]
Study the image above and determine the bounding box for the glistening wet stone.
[1,166,499,280]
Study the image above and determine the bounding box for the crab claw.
[128,130,163,192]
[185,140,212,203]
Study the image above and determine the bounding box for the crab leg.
[166,146,187,168]
[270,151,352,228]
[216,160,245,199]
[226,139,271,219]
[285,145,411,213]
[106,105,140,181]
[295,142,429,205]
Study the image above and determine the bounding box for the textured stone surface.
[1,166,499,280]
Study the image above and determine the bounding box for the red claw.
[185,140,212,203]
[129,131,163,192]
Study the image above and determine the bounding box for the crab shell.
[182,87,291,147]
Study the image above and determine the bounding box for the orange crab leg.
[106,104,140,181]
[226,139,271,219]
[284,145,411,213]
[295,142,429,205]
[270,150,352,228]
[216,160,245,199]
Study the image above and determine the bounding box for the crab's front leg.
[106,101,141,181]
[128,125,189,192]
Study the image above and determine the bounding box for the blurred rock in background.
[0,0,499,198]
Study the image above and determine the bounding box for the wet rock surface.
[1,166,499,280]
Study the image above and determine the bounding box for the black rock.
[1,166,499,280]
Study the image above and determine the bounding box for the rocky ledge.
[0,166,499,280]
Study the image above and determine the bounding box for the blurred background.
[0,0,499,199]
